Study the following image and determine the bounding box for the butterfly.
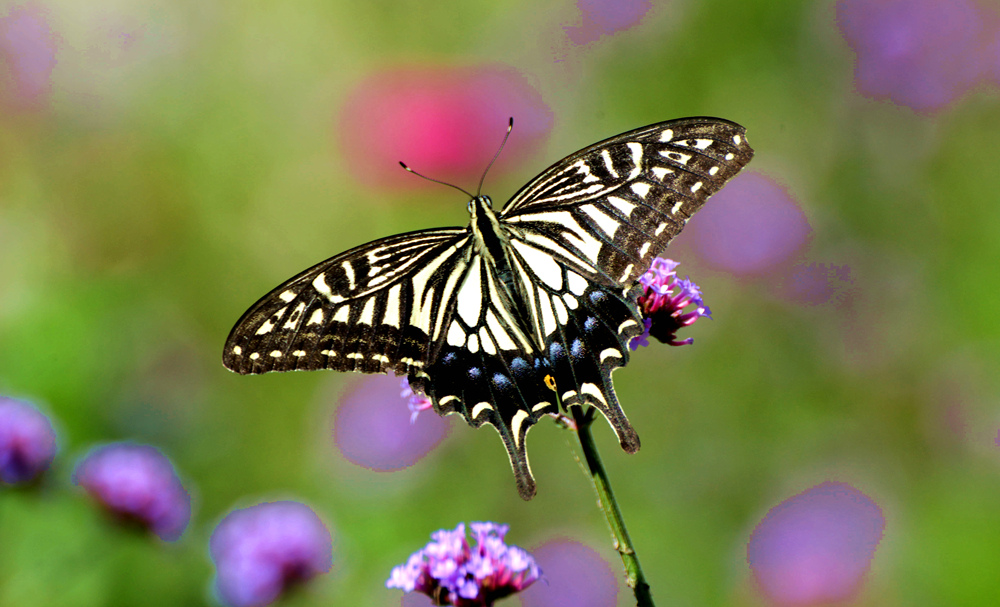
[224,117,753,499]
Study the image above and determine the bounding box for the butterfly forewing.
[501,118,753,285]
[224,228,469,375]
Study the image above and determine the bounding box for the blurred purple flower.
[0,3,58,110]
[387,522,540,607]
[519,540,617,607]
[630,257,711,349]
[401,377,433,424]
[0,396,57,485]
[689,172,810,275]
[780,262,854,307]
[211,501,333,607]
[338,65,552,191]
[333,374,449,471]
[837,0,992,112]
[73,442,191,541]
[747,482,885,606]
[565,0,652,45]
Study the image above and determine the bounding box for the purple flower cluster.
[837,0,998,112]
[630,258,711,350]
[387,522,541,607]
[0,397,57,485]
[211,501,333,607]
[401,377,434,424]
[73,443,191,541]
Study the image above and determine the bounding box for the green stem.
[571,406,655,607]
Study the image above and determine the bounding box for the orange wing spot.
[544,374,557,391]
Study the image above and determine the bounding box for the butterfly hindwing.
[224,228,469,375]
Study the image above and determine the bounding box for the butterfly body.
[224,117,754,499]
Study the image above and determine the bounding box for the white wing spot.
[333,306,349,323]
[292,350,306,357]
[630,182,651,199]
[313,274,345,304]
[580,204,620,239]
[532,402,552,412]
[307,308,324,326]
[447,321,465,347]
[733,134,742,145]
[283,302,307,330]
[466,333,480,354]
[511,410,529,447]
[655,222,668,236]
[685,138,713,150]
[581,382,608,405]
[600,348,622,363]
[320,350,335,357]
[659,128,674,142]
[607,195,636,218]
[562,390,578,401]
[600,149,619,178]
[269,350,283,358]
[358,297,376,325]
[511,241,562,291]
[725,152,735,161]
[619,263,633,282]
[572,160,601,183]
[341,261,356,289]
[661,150,692,165]
[249,352,260,360]
[255,319,274,335]
[638,242,651,258]
[671,200,684,215]
[567,272,588,296]
[563,293,579,309]
[372,354,389,363]
[626,142,643,179]
[552,295,568,325]
[440,395,459,407]
[478,327,497,355]
[651,166,674,181]
[383,284,402,328]
[618,319,638,334]
[279,290,296,302]
[709,166,719,176]
[346,353,364,360]
[232,346,242,355]
[690,181,703,193]
[472,402,493,419]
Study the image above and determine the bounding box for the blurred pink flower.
[519,540,617,607]
[747,482,885,606]
[337,66,552,192]
[688,172,810,275]
[565,0,652,45]
[333,374,450,471]
[837,0,993,112]
[0,3,58,110]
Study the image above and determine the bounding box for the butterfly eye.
[467,200,473,214]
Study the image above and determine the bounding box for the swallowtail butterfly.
[224,117,753,499]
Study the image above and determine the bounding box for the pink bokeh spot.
[519,540,617,607]
[747,482,885,606]
[333,374,450,471]
[338,66,552,191]
[0,3,58,109]
[689,172,811,275]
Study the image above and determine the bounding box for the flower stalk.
[571,406,654,607]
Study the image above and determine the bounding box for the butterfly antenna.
[398,162,475,199]
[477,117,514,196]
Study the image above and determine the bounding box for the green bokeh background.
[2,1,999,606]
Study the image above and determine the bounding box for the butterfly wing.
[501,117,754,285]
[223,228,470,375]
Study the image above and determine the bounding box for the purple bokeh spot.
[211,501,333,607]
[333,374,450,471]
[781,262,854,307]
[566,0,652,45]
[73,442,191,541]
[0,4,58,108]
[519,540,617,607]
[689,172,810,275]
[747,482,885,606]
[837,0,991,112]
[338,65,552,191]
[0,396,57,485]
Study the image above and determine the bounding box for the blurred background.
[2,0,999,605]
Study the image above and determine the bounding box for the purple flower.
[338,65,552,192]
[630,257,711,349]
[387,522,541,606]
[747,482,886,606]
[565,0,652,45]
[688,172,810,275]
[837,0,992,112]
[333,374,450,471]
[0,396,57,485]
[211,501,333,607]
[401,377,434,424]
[519,540,617,607]
[73,442,191,541]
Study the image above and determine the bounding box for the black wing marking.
[501,117,754,286]
[223,228,469,375]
